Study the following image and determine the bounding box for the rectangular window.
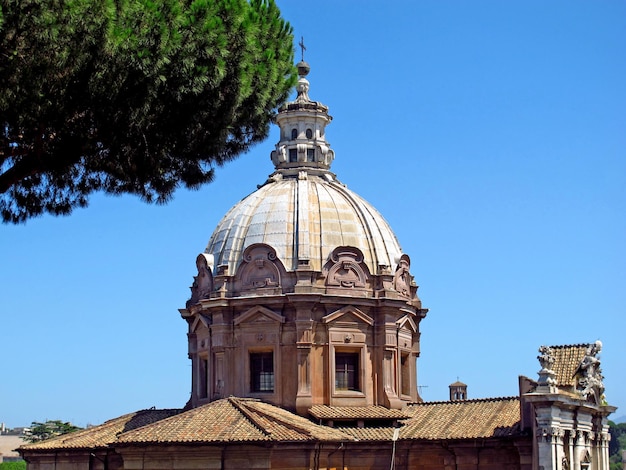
[401,353,411,396]
[306,148,315,162]
[198,356,209,399]
[289,148,298,162]
[250,352,274,392]
[335,352,359,391]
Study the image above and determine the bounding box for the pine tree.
[0,0,295,223]
[22,420,82,443]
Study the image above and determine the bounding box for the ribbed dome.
[203,61,403,276]
[205,174,402,274]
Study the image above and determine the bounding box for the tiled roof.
[549,344,588,387]
[18,409,181,451]
[19,397,525,451]
[336,426,397,441]
[116,398,350,445]
[309,405,409,420]
[236,399,350,442]
[401,397,522,440]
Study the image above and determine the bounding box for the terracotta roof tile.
[336,426,397,441]
[238,400,349,441]
[401,397,522,440]
[20,397,526,450]
[549,344,588,387]
[117,398,351,445]
[116,399,269,444]
[18,409,181,451]
[309,405,409,420]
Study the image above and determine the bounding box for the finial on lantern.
[298,36,306,62]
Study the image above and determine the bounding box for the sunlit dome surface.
[205,174,402,274]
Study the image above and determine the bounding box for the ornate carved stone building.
[19,61,615,470]
[183,59,425,415]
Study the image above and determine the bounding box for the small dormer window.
[291,128,298,140]
[306,128,313,139]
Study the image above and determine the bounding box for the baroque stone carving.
[538,345,555,371]
[537,345,557,388]
[324,247,369,288]
[187,253,214,307]
[237,244,283,290]
[575,341,605,403]
[393,254,412,297]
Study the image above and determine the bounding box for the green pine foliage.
[0,0,295,223]
[609,420,626,470]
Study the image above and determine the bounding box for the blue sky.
[1,1,625,428]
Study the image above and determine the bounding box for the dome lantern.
[270,60,335,173]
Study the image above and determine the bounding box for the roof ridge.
[549,343,592,349]
[410,396,520,406]
[114,408,183,437]
[237,398,329,440]
[227,397,273,437]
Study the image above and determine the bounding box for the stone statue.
[575,341,605,403]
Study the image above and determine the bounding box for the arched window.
[306,128,313,139]
[291,128,298,140]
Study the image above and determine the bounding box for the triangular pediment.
[396,315,418,333]
[191,314,211,332]
[322,306,374,326]
[234,306,285,326]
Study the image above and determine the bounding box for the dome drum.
[182,248,426,413]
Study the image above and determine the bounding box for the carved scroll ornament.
[237,244,285,291]
[324,247,368,289]
[187,253,214,307]
[393,254,412,297]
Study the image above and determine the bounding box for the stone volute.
[181,60,428,416]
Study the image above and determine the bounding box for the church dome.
[206,172,402,275]
[204,61,403,275]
